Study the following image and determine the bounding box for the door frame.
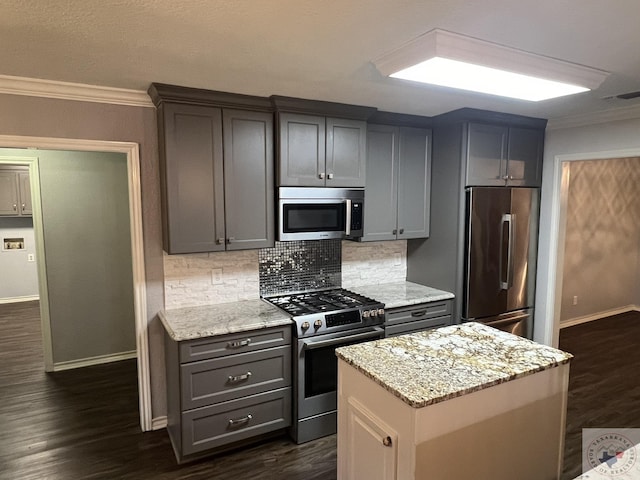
[0,135,151,432]
[537,147,640,349]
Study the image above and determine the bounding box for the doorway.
[540,148,640,348]
[0,136,151,431]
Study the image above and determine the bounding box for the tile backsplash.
[258,240,341,296]
[163,240,408,308]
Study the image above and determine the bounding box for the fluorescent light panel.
[391,57,590,101]
[374,29,609,102]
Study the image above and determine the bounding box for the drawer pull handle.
[227,338,251,349]
[411,310,427,317]
[227,371,252,384]
[228,414,252,428]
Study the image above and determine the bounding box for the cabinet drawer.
[385,315,451,337]
[181,346,291,410]
[181,387,291,456]
[179,326,291,363]
[385,301,452,327]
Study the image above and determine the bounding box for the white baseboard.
[152,416,168,430]
[52,350,137,371]
[0,295,40,304]
[560,305,639,329]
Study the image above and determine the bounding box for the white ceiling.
[2,0,640,121]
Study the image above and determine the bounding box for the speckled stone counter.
[335,322,572,408]
[159,299,292,341]
[351,281,454,309]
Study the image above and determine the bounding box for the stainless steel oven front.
[292,325,384,443]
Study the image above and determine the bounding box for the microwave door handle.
[345,199,352,236]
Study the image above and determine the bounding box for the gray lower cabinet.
[467,122,543,187]
[150,84,275,254]
[363,125,431,241]
[277,112,367,187]
[384,300,452,337]
[165,326,292,462]
[0,167,31,216]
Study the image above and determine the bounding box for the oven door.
[296,326,384,419]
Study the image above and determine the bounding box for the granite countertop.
[159,299,292,341]
[351,281,454,309]
[335,322,573,409]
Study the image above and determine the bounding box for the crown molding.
[546,103,640,130]
[0,74,153,108]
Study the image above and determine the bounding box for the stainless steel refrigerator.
[462,187,539,338]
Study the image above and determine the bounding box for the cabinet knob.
[502,175,509,180]
[383,436,393,447]
[227,237,235,244]
[12,204,17,211]
[318,173,325,179]
[217,238,225,245]
[21,203,25,212]
[327,173,334,180]
[399,228,404,234]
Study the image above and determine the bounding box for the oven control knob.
[378,308,385,316]
[314,319,322,329]
[362,310,370,318]
[370,309,378,317]
[301,321,310,331]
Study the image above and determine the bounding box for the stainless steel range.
[265,288,385,444]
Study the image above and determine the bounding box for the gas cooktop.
[264,288,385,337]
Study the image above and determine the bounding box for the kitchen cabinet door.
[466,123,508,186]
[341,397,398,480]
[278,112,326,187]
[506,127,544,187]
[325,117,367,187]
[0,171,19,215]
[161,103,225,254]
[222,109,275,250]
[362,125,399,241]
[397,127,431,239]
[18,171,32,215]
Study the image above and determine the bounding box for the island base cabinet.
[338,359,570,480]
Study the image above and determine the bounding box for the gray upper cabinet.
[0,167,31,216]
[278,113,366,187]
[271,96,375,188]
[222,110,275,250]
[150,83,275,254]
[363,125,431,241]
[278,113,326,187]
[466,122,543,187]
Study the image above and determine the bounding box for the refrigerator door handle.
[500,214,515,290]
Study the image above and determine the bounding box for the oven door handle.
[301,327,384,351]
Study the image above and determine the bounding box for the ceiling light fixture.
[373,29,609,101]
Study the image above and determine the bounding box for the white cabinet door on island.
[336,323,573,480]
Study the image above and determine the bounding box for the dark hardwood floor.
[1,301,638,479]
[559,310,640,480]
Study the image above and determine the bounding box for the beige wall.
[0,93,166,417]
[560,158,640,321]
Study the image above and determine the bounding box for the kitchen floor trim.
[560,304,640,329]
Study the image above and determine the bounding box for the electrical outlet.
[211,268,223,285]
[393,253,403,266]
[572,295,578,306]
[27,254,35,262]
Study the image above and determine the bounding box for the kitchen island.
[336,322,573,480]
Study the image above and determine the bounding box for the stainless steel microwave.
[278,187,364,241]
